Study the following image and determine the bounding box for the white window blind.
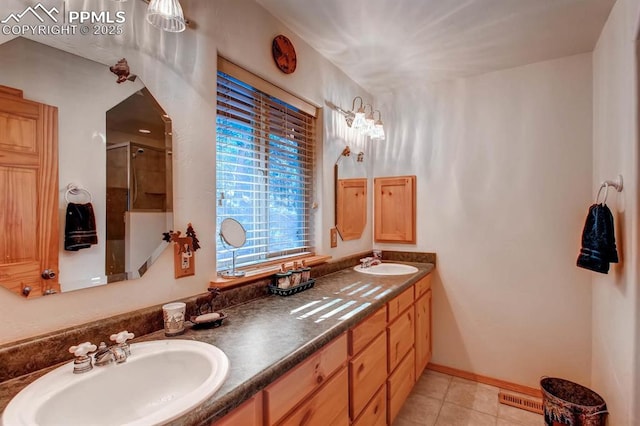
[216,62,316,270]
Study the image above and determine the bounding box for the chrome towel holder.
[65,183,92,203]
[595,174,623,204]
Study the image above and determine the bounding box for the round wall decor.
[272,35,297,74]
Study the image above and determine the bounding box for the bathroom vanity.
[0,261,434,426]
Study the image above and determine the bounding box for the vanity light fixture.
[364,104,375,135]
[350,96,367,130]
[145,0,187,32]
[330,98,386,141]
[372,110,386,140]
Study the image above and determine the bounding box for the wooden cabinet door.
[415,289,432,378]
[374,176,415,243]
[387,307,415,373]
[278,367,349,426]
[387,348,415,424]
[0,86,58,298]
[349,332,387,419]
[214,393,262,426]
[336,178,367,241]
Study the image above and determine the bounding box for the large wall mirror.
[0,37,173,297]
[334,146,367,240]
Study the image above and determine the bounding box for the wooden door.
[0,86,59,298]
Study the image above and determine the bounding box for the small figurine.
[185,223,201,251]
[109,58,137,84]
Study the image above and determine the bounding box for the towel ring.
[65,184,92,204]
[595,182,609,204]
[595,175,623,205]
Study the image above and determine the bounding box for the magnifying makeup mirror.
[219,218,247,278]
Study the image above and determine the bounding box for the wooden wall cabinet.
[336,178,367,241]
[374,176,416,244]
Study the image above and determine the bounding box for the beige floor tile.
[435,402,497,426]
[413,370,453,400]
[423,369,454,380]
[444,377,500,416]
[393,417,424,426]
[393,392,442,426]
[497,404,544,426]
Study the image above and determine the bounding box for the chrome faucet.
[359,257,381,268]
[93,331,135,367]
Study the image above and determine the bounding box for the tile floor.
[393,370,544,426]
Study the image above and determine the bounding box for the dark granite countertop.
[0,262,434,425]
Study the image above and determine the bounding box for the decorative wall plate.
[272,35,297,74]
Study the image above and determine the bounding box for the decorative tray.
[268,279,315,296]
[189,311,227,329]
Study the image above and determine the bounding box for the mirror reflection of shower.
[105,88,173,283]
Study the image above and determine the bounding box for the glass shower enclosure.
[106,142,172,281]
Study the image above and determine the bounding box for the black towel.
[64,202,98,251]
[577,203,618,274]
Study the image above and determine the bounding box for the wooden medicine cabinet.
[336,178,367,240]
[374,175,416,243]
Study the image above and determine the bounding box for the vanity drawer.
[414,273,432,298]
[387,307,414,373]
[265,333,347,425]
[387,286,414,322]
[349,305,387,356]
[387,348,416,424]
[349,331,387,419]
[278,366,349,426]
[214,392,262,426]
[352,384,387,426]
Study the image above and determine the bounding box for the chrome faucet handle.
[110,330,135,344]
[110,331,135,356]
[68,342,97,374]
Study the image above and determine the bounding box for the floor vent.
[498,391,544,414]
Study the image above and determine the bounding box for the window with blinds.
[216,60,316,270]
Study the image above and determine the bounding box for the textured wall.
[373,53,594,388]
[591,0,640,423]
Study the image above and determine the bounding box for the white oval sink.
[353,263,419,275]
[2,340,229,426]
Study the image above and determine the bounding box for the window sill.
[211,254,332,289]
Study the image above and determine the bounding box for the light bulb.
[146,0,186,33]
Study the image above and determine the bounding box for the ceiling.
[256,0,616,95]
